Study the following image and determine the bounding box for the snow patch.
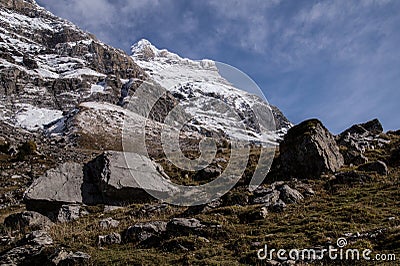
[15,104,63,131]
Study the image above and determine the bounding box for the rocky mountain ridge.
[0,1,399,265]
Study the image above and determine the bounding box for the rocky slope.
[0,1,399,265]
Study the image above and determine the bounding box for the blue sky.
[37,0,400,133]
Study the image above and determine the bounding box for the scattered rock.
[104,205,124,213]
[22,230,53,246]
[358,160,388,175]
[138,203,170,217]
[338,119,389,166]
[99,217,120,229]
[53,204,83,223]
[98,232,121,246]
[125,221,167,242]
[278,185,304,204]
[0,230,54,265]
[166,218,205,236]
[58,251,91,266]
[0,235,15,246]
[252,188,280,206]
[270,200,287,213]
[279,119,344,178]
[4,211,54,231]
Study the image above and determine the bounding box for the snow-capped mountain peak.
[128,40,291,144]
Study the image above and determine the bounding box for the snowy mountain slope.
[129,39,291,144]
[0,0,145,131]
[0,0,290,151]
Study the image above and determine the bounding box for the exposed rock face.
[85,151,175,204]
[4,211,54,231]
[0,0,145,122]
[340,119,383,136]
[279,119,344,178]
[337,119,388,166]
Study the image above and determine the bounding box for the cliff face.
[0,0,145,126]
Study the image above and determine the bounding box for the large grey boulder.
[23,163,101,213]
[23,151,174,214]
[279,119,344,178]
[85,151,176,204]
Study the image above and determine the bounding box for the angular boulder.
[279,119,344,178]
[85,151,176,204]
[23,163,101,213]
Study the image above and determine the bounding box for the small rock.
[22,230,53,246]
[54,204,82,223]
[252,188,280,206]
[270,199,287,213]
[138,203,170,217]
[166,218,205,236]
[58,251,91,266]
[125,221,167,242]
[99,217,120,229]
[4,211,54,231]
[98,232,121,246]
[257,207,269,220]
[278,185,304,204]
[358,160,388,175]
[0,235,15,246]
[104,205,123,213]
